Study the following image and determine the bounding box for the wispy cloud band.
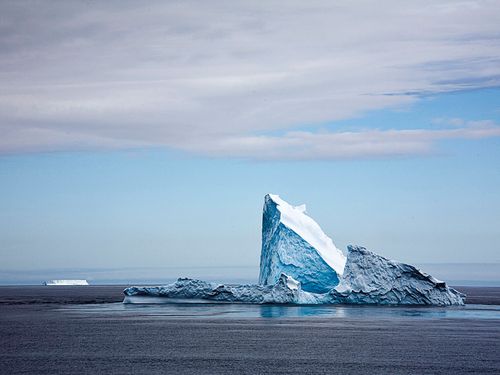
[177,120,500,160]
[1,1,500,159]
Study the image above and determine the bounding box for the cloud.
[177,120,500,160]
[432,118,466,127]
[1,1,500,159]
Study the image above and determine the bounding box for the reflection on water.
[62,302,500,320]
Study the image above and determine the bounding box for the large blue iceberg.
[124,194,465,306]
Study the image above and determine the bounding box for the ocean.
[1,285,499,374]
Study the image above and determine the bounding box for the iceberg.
[260,194,345,293]
[124,194,465,306]
[43,279,89,286]
[328,246,465,305]
[124,274,321,304]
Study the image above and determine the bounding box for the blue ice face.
[259,195,340,293]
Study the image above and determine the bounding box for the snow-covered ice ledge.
[124,194,465,306]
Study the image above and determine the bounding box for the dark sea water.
[1,286,499,374]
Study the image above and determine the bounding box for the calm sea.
[1,285,499,374]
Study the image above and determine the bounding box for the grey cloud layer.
[1,1,500,158]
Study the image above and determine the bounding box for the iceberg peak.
[267,194,346,275]
[259,194,346,293]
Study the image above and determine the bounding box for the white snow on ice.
[268,194,346,275]
[285,275,300,290]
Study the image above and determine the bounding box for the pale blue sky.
[1,88,499,277]
[0,1,500,283]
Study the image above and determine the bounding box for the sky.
[0,1,500,284]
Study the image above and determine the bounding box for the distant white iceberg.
[124,194,465,306]
[43,279,89,286]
